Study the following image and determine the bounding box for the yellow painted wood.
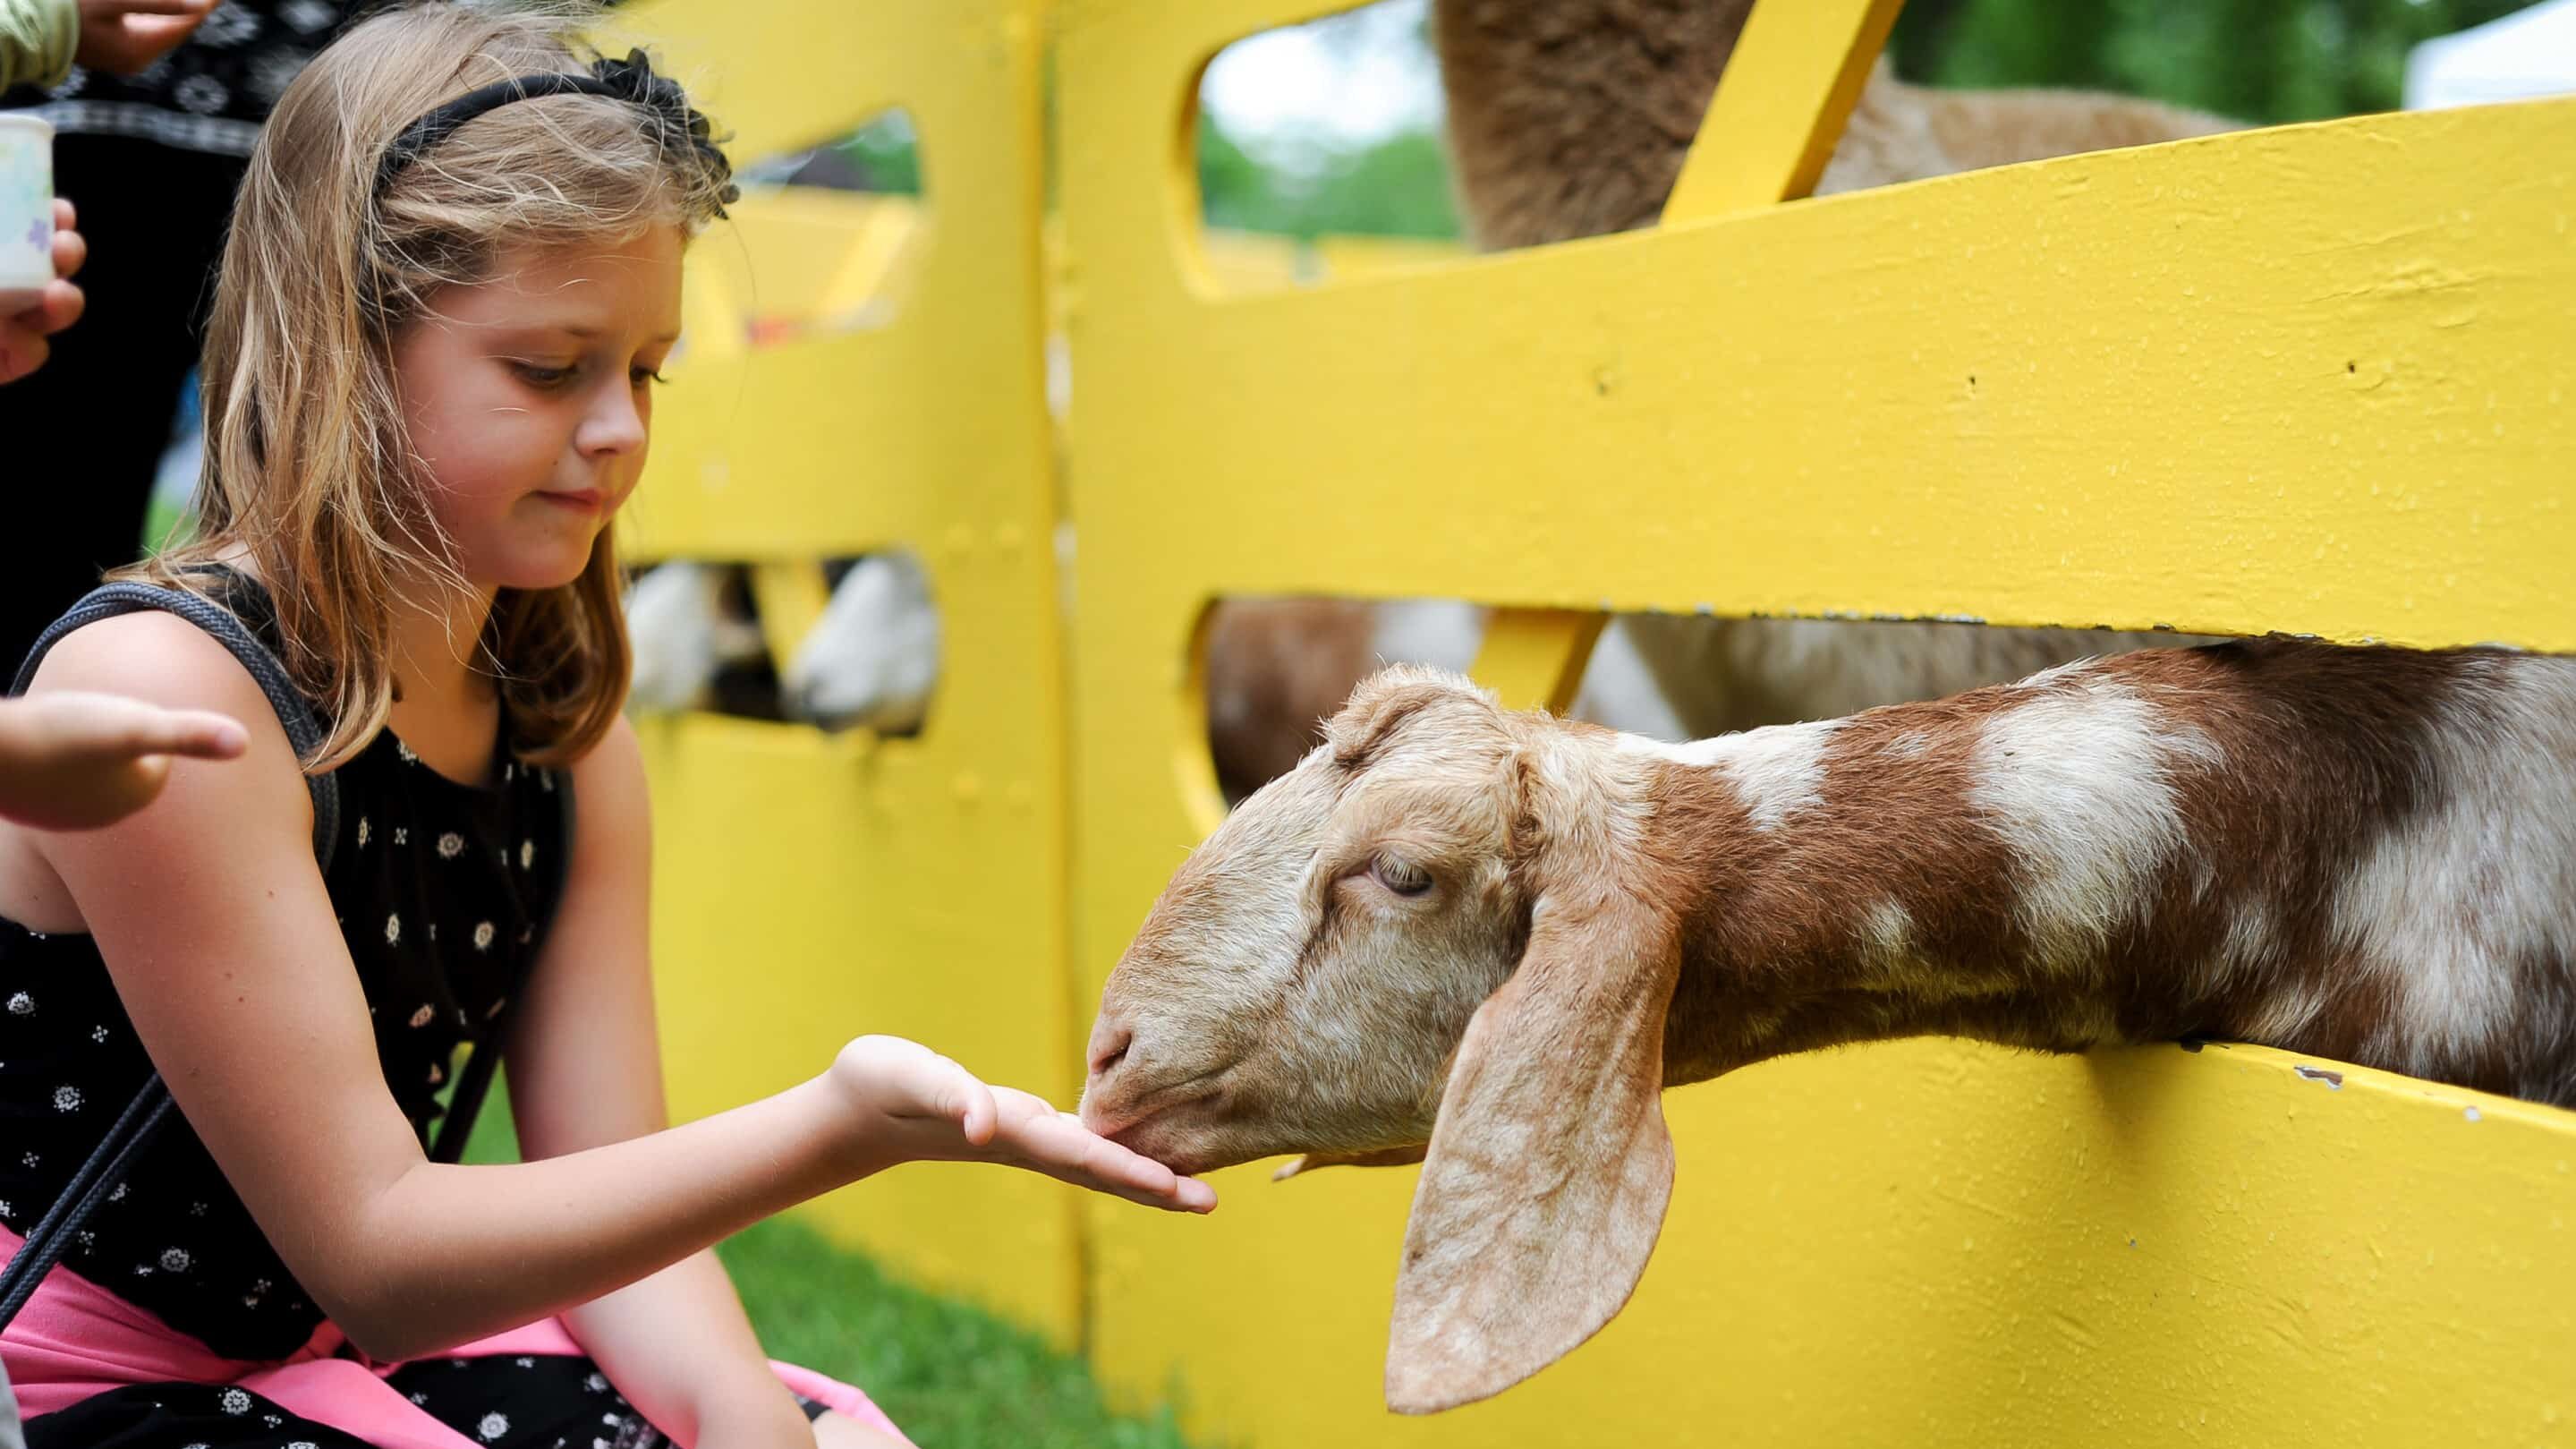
[745,560,832,678]
[1058,0,2576,1438]
[1086,1038,2576,1446]
[686,188,926,340]
[1060,97,2576,649]
[1468,608,1605,714]
[1172,604,1230,837]
[1100,226,1467,298]
[1662,0,1909,221]
[817,195,931,325]
[1305,232,1465,280]
[1196,227,1313,292]
[638,716,1076,1334]
[608,0,1084,1344]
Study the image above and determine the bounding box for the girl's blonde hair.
[124,1,735,770]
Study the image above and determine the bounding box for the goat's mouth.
[1079,1075,1248,1176]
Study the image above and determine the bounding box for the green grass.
[144,498,192,554]
[457,1076,1209,1449]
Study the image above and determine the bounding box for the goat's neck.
[1620,707,2158,1087]
[1601,643,2576,1103]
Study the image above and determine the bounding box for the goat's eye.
[1370,855,1433,897]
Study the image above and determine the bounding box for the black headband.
[373,49,737,215]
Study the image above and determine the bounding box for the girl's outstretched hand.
[827,1036,1217,1214]
[0,690,249,830]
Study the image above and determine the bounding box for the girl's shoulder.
[29,608,262,695]
[27,607,278,716]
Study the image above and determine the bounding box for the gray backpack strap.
[0,582,341,1328]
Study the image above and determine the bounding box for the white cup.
[0,114,56,315]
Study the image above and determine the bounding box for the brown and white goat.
[1079,641,2576,1412]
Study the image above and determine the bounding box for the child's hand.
[75,0,218,75]
[0,201,83,387]
[0,691,250,831]
[827,1036,1218,1213]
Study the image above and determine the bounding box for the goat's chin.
[1088,1103,1265,1177]
[1082,1066,1433,1175]
[1103,1110,1423,1179]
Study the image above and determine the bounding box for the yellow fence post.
[1661,0,1910,222]
[1470,608,1607,715]
[745,561,833,679]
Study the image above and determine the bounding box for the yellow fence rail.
[616,0,2574,1439]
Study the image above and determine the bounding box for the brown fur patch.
[1434,0,1756,248]
[1203,598,1380,803]
[1621,640,2576,1103]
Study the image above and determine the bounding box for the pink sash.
[0,1226,911,1447]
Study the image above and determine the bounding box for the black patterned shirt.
[0,577,570,1360]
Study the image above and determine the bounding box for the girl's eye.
[514,362,576,388]
[1369,855,1433,898]
[632,366,669,388]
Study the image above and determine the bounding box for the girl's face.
[390,228,684,593]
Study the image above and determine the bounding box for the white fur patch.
[1620,720,1845,831]
[1863,899,1912,953]
[2327,660,2576,1074]
[784,551,939,733]
[1855,899,1915,978]
[1968,678,2222,970]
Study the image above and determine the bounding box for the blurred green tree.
[1890,0,2543,121]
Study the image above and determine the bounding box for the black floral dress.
[0,582,879,1447]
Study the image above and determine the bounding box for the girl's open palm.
[829,1036,1217,1213]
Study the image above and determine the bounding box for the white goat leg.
[784,552,941,735]
[624,561,727,714]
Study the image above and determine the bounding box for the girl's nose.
[577,386,647,456]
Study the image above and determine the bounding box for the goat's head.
[1081,665,1688,1415]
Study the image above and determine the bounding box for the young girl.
[0,6,1213,1447]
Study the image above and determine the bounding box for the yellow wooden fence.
[615,0,2575,1441]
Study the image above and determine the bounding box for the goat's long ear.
[1382,780,1682,1415]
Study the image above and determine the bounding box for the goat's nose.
[1084,1014,1134,1083]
